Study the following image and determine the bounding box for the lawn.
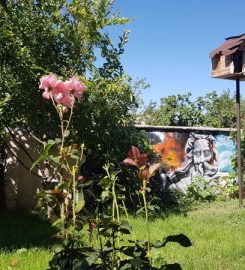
[131,200,245,269]
[0,199,245,270]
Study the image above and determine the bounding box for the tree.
[141,90,242,128]
[201,91,237,128]
[0,0,142,168]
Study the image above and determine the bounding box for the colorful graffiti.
[146,131,236,194]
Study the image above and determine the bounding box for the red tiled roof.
[210,33,245,58]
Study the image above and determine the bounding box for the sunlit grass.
[1,199,245,270]
[129,199,245,270]
[0,248,52,270]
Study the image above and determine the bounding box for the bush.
[187,176,238,202]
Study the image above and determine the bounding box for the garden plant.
[33,73,192,270]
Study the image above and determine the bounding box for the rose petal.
[78,175,86,183]
[148,163,161,177]
[62,95,74,108]
[138,153,148,167]
[53,92,65,103]
[42,90,50,99]
[123,158,139,167]
[128,146,141,161]
[39,74,58,89]
[74,90,84,100]
[63,80,74,91]
[139,167,149,180]
[53,81,66,92]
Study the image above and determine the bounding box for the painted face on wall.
[192,138,216,177]
[193,139,212,165]
[149,131,221,194]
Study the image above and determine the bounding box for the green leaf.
[119,221,132,234]
[32,64,48,73]
[0,0,7,11]
[98,176,111,187]
[136,207,144,215]
[1,30,13,37]
[160,263,182,270]
[101,190,110,200]
[118,262,132,270]
[161,234,192,247]
[120,246,135,257]
[45,141,56,152]
[51,244,64,253]
[129,257,144,268]
[31,141,56,170]
[47,139,56,145]
[85,251,98,266]
[154,240,163,248]
[57,182,70,190]
[30,154,46,171]
[52,218,63,228]
[75,190,85,213]
[73,260,89,269]
[55,138,62,144]
[71,154,79,160]
[64,130,70,138]
[82,179,92,187]
[16,248,28,254]
[50,155,60,164]
[117,184,126,191]
[119,228,131,234]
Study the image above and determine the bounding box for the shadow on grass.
[0,210,59,250]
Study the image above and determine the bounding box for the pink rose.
[64,76,86,100]
[39,74,58,90]
[39,74,85,107]
[52,82,74,108]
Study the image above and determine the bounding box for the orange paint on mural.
[153,132,185,170]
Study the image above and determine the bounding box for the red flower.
[123,146,161,181]
[123,146,148,168]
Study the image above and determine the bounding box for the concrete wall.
[4,130,42,210]
[3,126,237,209]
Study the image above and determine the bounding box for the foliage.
[231,128,245,179]
[187,176,238,202]
[47,168,191,269]
[0,1,193,268]
[0,1,151,220]
[187,177,217,202]
[30,72,191,270]
[200,91,237,128]
[2,200,245,270]
[0,0,141,170]
[48,231,191,270]
[141,90,243,128]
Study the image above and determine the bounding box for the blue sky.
[108,0,245,105]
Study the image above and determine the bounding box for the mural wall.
[145,129,236,193]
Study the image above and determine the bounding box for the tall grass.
[1,200,245,270]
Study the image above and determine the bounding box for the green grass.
[0,211,58,270]
[0,248,52,270]
[130,200,245,269]
[1,200,245,269]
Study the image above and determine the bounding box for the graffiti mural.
[146,130,236,194]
